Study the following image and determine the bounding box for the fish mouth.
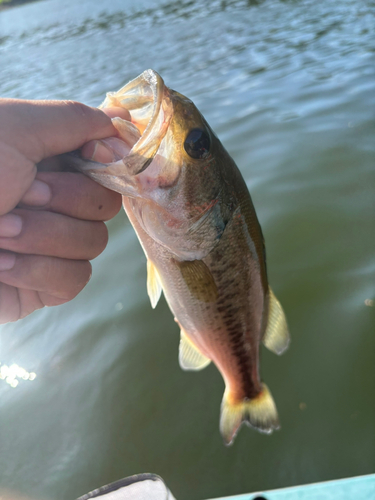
[69,69,173,192]
[100,69,173,176]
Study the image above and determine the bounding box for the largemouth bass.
[73,70,290,445]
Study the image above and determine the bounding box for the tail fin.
[220,384,280,446]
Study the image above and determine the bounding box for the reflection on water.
[0,363,37,388]
[0,0,374,499]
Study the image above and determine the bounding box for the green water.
[0,0,374,498]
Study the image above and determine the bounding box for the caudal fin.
[219,384,280,446]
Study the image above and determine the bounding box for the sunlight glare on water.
[0,363,37,388]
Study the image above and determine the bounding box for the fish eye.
[184,128,210,159]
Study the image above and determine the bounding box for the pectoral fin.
[179,329,211,371]
[147,260,163,309]
[175,259,218,303]
[262,287,290,355]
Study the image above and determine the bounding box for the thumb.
[0,99,116,163]
[0,99,116,215]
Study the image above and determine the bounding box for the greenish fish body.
[75,70,290,445]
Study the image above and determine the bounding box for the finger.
[102,106,131,121]
[37,155,72,172]
[81,136,132,163]
[0,209,109,260]
[0,252,92,301]
[0,283,20,323]
[0,282,70,324]
[81,106,134,162]
[17,287,44,318]
[0,99,117,163]
[0,141,36,216]
[19,172,122,221]
[35,106,132,172]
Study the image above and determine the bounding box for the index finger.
[0,99,117,164]
[19,171,122,221]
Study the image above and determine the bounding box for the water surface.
[0,0,374,499]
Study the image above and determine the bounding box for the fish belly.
[123,196,265,401]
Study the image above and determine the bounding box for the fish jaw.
[100,69,174,176]
[72,70,176,198]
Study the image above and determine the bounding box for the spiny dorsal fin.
[175,259,218,303]
[220,383,280,446]
[179,330,211,371]
[263,287,290,355]
[147,260,163,309]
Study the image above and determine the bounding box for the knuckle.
[60,101,111,144]
[62,100,91,119]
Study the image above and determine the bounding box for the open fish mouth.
[73,70,173,185]
[101,70,167,138]
[100,69,173,175]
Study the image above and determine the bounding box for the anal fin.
[263,287,290,355]
[179,330,211,371]
[147,260,163,309]
[220,384,279,446]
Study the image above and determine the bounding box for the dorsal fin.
[262,287,290,355]
[179,330,211,371]
[147,260,163,309]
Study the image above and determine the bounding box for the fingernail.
[81,141,115,163]
[0,214,22,238]
[21,180,51,206]
[0,253,16,271]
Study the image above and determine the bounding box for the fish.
[72,69,290,445]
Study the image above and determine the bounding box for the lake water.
[0,0,374,499]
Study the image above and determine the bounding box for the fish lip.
[100,69,173,176]
[128,69,165,154]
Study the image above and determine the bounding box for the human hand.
[0,99,124,323]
